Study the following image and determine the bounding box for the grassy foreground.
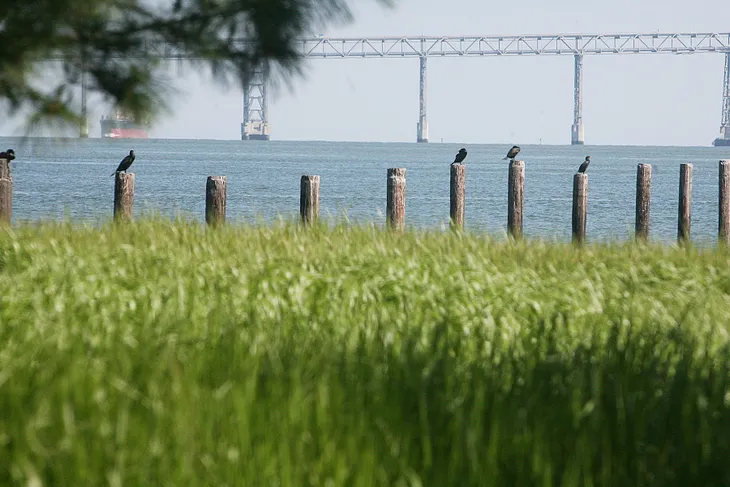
[2,219,730,486]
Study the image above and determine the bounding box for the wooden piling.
[300,175,320,225]
[572,173,588,244]
[720,160,730,245]
[450,163,466,229]
[386,168,406,231]
[113,172,135,221]
[677,163,692,243]
[0,158,10,179]
[635,164,651,241]
[205,176,227,226]
[507,160,524,239]
[0,159,11,224]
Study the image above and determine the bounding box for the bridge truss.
[297,33,730,58]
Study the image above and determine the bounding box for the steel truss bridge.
[84,32,730,145]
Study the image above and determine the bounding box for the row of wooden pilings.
[2,158,730,244]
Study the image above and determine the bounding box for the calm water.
[3,136,730,244]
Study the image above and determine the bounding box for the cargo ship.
[100,109,150,139]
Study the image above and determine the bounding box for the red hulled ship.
[100,109,150,139]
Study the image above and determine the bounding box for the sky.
[4,0,730,146]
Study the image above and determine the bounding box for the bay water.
[3,136,730,245]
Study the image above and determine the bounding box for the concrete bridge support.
[417,56,428,143]
[714,52,730,146]
[79,70,89,138]
[571,54,584,146]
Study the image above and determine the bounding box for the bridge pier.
[417,56,428,143]
[242,67,270,141]
[571,54,584,146]
[79,70,89,138]
[713,52,730,147]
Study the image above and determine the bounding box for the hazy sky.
[5,0,730,145]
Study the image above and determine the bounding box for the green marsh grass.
[1,218,730,486]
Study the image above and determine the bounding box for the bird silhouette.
[453,148,467,164]
[111,150,135,176]
[578,156,591,173]
[0,149,16,161]
[503,145,521,160]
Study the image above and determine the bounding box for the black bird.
[111,150,135,176]
[578,156,591,173]
[502,145,521,160]
[0,149,15,161]
[453,148,467,164]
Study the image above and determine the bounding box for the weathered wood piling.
[205,176,227,226]
[507,160,524,239]
[386,168,406,231]
[0,158,10,180]
[0,159,11,224]
[113,172,135,221]
[450,163,466,229]
[677,163,692,243]
[572,173,587,244]
[635,164,651,241]
[300,175,320,225]
[720,160,730,245]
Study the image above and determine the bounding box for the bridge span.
[91,32,730,145]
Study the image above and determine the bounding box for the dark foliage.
[0,0,391,131]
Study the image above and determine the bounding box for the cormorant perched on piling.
[503,145,521,160]
[453,148,467,164]
[111,150,135,176]
[578,156,591,173]
[0,149,15,161]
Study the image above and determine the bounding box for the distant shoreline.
[0,135,726,149]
